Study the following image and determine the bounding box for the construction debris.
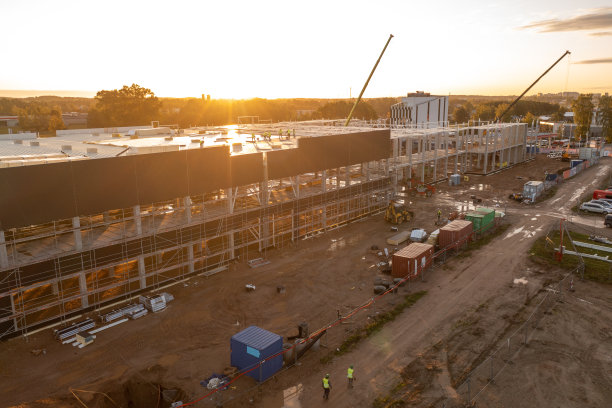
[245,284,256,292]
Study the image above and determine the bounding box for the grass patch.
[320,291,427,365]
[529,230,612,283]
[457,224,510,258]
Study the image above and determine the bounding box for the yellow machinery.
[385,201,412,224]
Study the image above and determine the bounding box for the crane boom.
[495,50,570,122]
[345,34,394,126]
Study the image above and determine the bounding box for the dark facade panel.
[348,130,390,164]
[0,162,77,230]
[186,146,230,193]
[267,149,305,180]
[231,153,264,186]
[134,151,189,205]
[72,156,139,216]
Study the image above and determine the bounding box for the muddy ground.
[1,155,611,408]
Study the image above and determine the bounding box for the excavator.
[385,201,413,224]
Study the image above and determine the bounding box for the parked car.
[605,214,612,228]
[590,199,612,208]
[596,198,612,206]
[580,202,612,214]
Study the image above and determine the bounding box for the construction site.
[0,120,529,339]
[0,114,611,408]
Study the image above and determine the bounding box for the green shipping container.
[465,209,495,233]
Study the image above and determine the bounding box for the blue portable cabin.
[230,326,283,382]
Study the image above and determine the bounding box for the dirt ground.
[1,155,611,408]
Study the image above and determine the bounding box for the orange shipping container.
[392,243,434,279]
[438,220,473,250]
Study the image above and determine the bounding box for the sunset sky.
[1,0,611,98]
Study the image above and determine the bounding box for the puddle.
[504,226,524,239]
[283,384,303,408]
[468,184,492,191]
[328,237,346,251]
[513,277,528,285]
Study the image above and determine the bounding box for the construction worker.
[437,209,442,223]
[286,129,291,139]
[278,129,283,139]
[347,365,355,388]
[322,373,332,400]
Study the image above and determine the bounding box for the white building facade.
[390,92,449,128]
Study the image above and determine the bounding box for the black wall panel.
[134,151,189,205]
[230,153,264,186]
[0,162,77,230]
[72,156,139,217]
[0,130,390,230]
[186,146,230,194]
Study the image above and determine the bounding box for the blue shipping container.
[230,326,283,382]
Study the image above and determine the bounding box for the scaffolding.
[0,121,527,339]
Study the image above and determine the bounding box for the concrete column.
[0,231,8,269]
[79,272,89,308]
[187,245,194,274]
[444,132,449,178]
[9,292,18,331]
[483,131,489,173]
[138,255,146,289]
[133,205,142,235]
[228,232,235,259]
[491,130,497,172]
[321,171,327,193]
[184,196,192,223]
[345,165,350,187]
[227,188,234,214]
[72,217,82,251]
[433,133,438,181]
[295,176,300,198]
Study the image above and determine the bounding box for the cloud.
[573,58,612,64]
[520,8,612,32]
[589,31,612,36]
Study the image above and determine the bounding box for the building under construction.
[0,121,528,338]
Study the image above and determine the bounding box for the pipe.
[345,34,394,127]
[495,50,570,122]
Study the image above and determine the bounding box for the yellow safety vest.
[347,368,354,378]
[322,378,330,388]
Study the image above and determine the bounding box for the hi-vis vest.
[347,367,354,378]
[322,378,330,388]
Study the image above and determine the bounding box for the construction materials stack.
[101,304,146,322]
[139,292,174,313]
[54,318,95,341]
